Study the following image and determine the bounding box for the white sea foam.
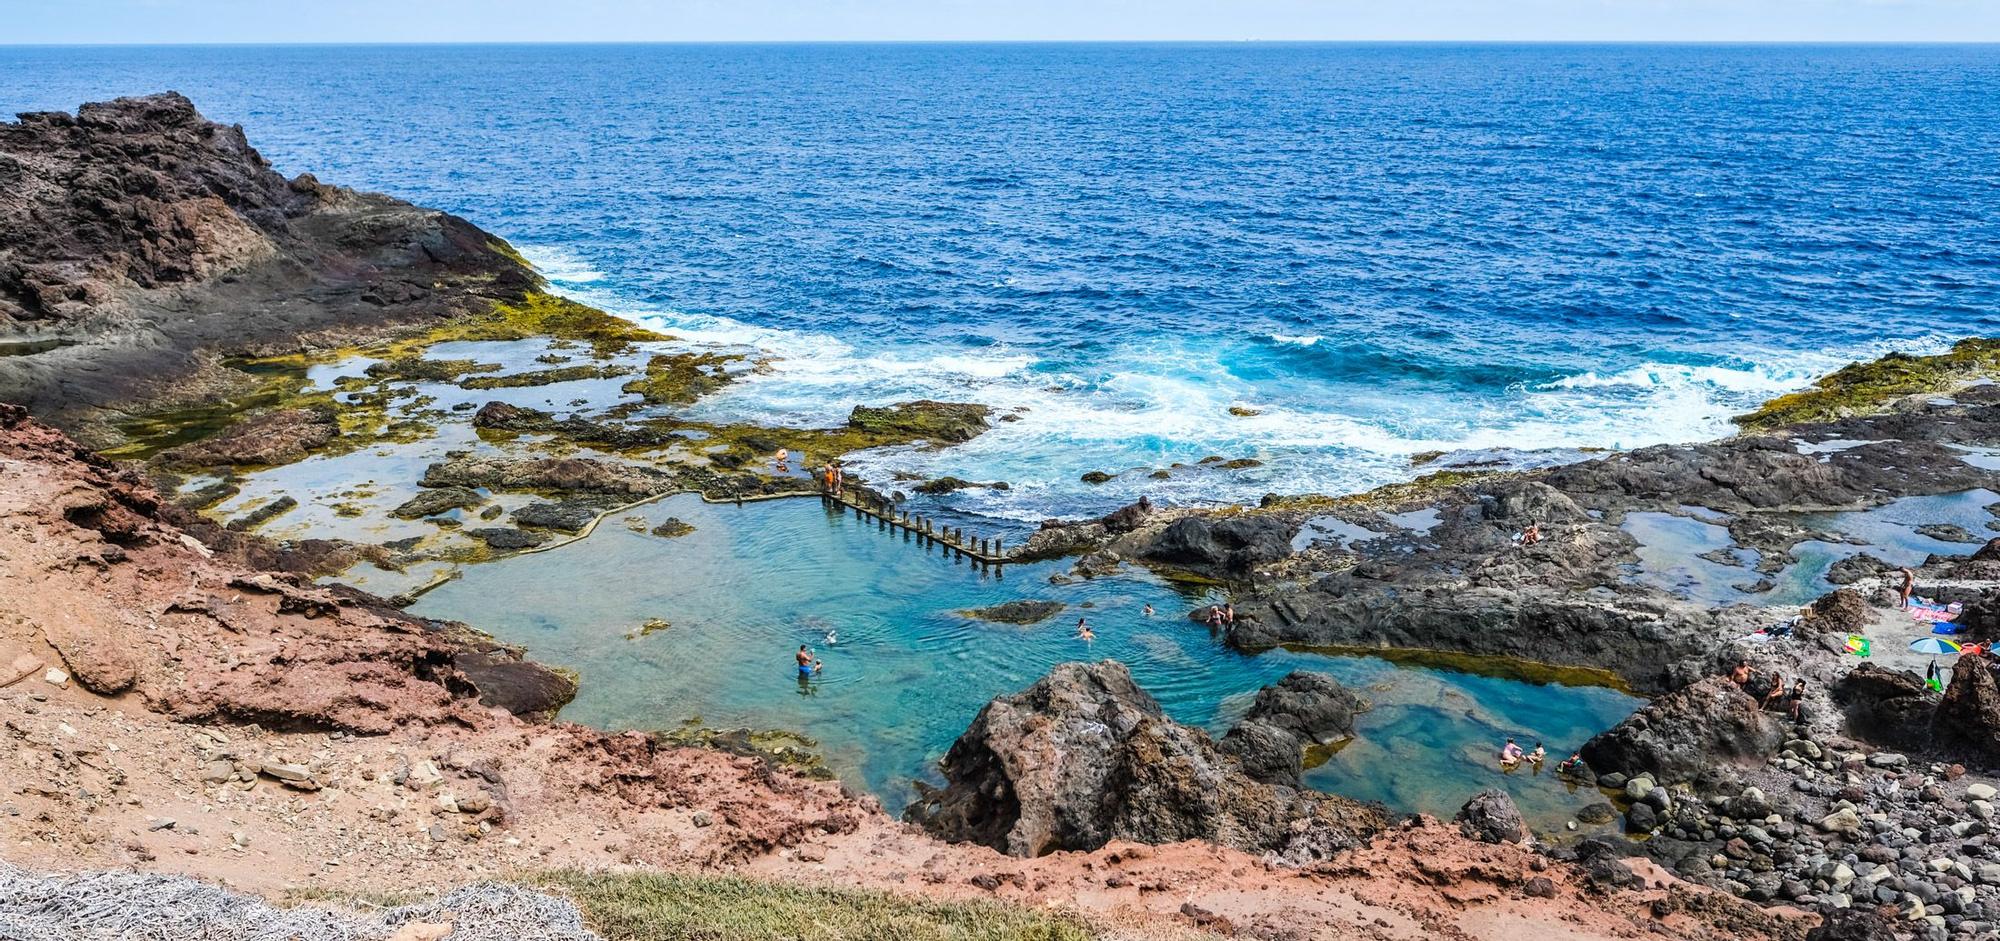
[516,245,606,284]
[521,251,1962,516]
[1266,333,1325,346]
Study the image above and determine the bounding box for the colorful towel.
[1910,599,1963,624]
[1845,635,1872,657]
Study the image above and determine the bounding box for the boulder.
[511,499,612,534]
[1934,653,2000,765]
[1832,664,1935,752]
[1454,788,1526,844]
[1140,515,1295,578]
[467,527,548,551]
[1805,588,1872,637]
[1235,671,1362,746]
[905,661,1383,861]
[1219,672,1363,789]
[1805,906,1902,941]
[1580,675,1786,784]
[390,487,484,519]
[959,600,1065,625]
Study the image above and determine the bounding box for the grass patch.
[622,351,743,405]
[1735,337,2000,432]
[533,870,1096,941]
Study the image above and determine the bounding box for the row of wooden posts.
[823,489,1011,570]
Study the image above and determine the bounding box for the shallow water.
[412,493,1637,827]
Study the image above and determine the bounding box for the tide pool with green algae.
[412,491,1637,828]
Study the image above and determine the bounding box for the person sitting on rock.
[1762,673,1787,711]
[1519,523,1543,546]
[1526,742,1546,765]
[1499,737,1524,768]
[1729,659,1752,688]
[1556,751,1587,777]
[774,447,790,472]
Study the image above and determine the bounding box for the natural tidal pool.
[412,493,1638,828]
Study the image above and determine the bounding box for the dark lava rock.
[454,646,577,721]
[650,518,695,538]
[1917,523,1981,544]
[1833,663,1936,752]
[1454,788,1526,844]
[422,455,678,498]
[1079,471,1113,484]
[1806,906,1904,941]
[471,400,678,449]
[0,93,539,430]
[390,486,484,519]
[960,600,1065,625]
[467,527,548,550]
[512,499,612,534]
[1580,675,1786,785]
[914,476,1009,495]
[846,400,990,444]
[1140,515,1295,578]
[225,496,297,532]
[905,661,1384,861]
[1806,587,1873,637]
[1235,671,1362,746]
[163,408,337,467]
[1827,553,1895,585]
[1576,802,1618,825]
[1220,671,1363,788]
[1935,652,2000,764]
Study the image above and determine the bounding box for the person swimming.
[824,628,837,646]
[1143,603,1154,617]
[1078,617,1094,642]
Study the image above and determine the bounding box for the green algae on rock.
[846,400,990,444]
[1735,337,2000,432]
[656,720,833,779]
[461,363,633,389]
[620,351,742,405]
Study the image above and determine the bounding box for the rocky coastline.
[5,91,1997,940]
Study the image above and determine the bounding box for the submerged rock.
[906,661,1383,861]
[649,518,695,538]
[390,487,484,519]
[512,499,613,534]
[1580,675,1785,785]
[162,408,337,467]
[959,600,1065,625]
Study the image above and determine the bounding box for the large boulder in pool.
[1220,671,1363,788]
[906,661,1384,862]
[1580,675,1785,785]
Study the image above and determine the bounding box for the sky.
[2,0,1998,44]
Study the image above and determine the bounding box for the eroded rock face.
[906,661,1383,862]
[1935,653,2000,766]
[1580,676,1786,784]
[1832,664,1934,752]
[1221,671,1363,788]
[0,93,537,431]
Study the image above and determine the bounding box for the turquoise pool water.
[412,493,1637,828]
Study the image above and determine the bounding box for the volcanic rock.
[162,408,337,467]
[1454,789,1527,844]
[1580,675,1786,784]
[905,661,1383,861]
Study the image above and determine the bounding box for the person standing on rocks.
[1899,567,1915,608]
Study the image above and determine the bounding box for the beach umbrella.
[1909,637,1962,655]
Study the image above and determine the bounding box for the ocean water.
[411,492,1638,827]
[7,43,2000,517]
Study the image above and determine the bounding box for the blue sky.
[3,0,1998,43]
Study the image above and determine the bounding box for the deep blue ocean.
[5,43,1999,517]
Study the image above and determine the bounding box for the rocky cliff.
[0,92,537,438]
